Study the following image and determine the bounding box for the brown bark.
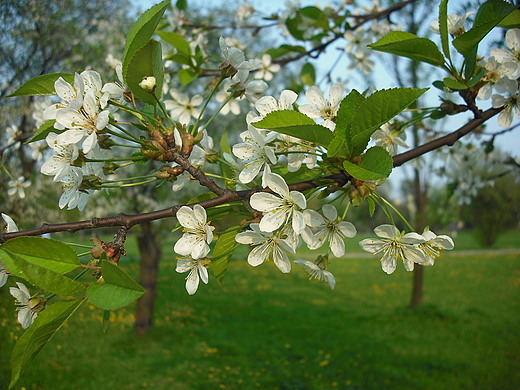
[134,221,162,336]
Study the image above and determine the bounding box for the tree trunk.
[134,221,162,336]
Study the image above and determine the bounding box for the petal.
[434,235,454,250]
[250,192,283,212]
[176,206,197,229]
[291,210,306,235]
[193,204,208,224]
[272,246,291,273]
[289,191,307,209]
[380,253,397,274]
[359,238,383,254]
[321,204,337,221]
[337,221,357,238]
[259,208,287,232]
[329,233,346,258]
[374,224,400,239]
[185,268,200,295]
[248,244,268,266]
[18,308,34,329]
[304,209,325,227]
[305,86,326,109]
[265,173,289,197]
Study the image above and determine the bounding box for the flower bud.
[138,76,156,93]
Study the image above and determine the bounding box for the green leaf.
[124,39,164,105]
[0,237,80,275]
[443,77,469,90]
[439,0,451,61]
[7,73,75,97]
[86,261,145,310]
[102,310,110,333]
[300,63,316,86]
[10,300,84,389]
[178,68,200,86]
[212,229,240,286]
[350,88,427,156]
[157,31,191,55]
[26,120,59,143]
[122,0,169,73]
[367,196,376,217]
[176,0,188,11]
[369,31,445,67]
[253,110,333,147]
[343,146,393,181]
[328,90,365,157]
[453,0,517,56]
[265,45,306,60]
[498,9,520,28]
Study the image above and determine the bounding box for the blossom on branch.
[299,82,346,130]
[359,225,428,274]
[303,204,357,258]
[232,126,277,183]
[250,172,307,234]
[9,282,46,329]
[174,205,214,259]
[418,229,454,266]
[176,256,209,295]
[235,223,294,273]
[294,257,336,289]
[41,132,79,182]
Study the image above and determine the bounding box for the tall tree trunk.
[134,221,162,336]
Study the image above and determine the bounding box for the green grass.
[1,233,519,390]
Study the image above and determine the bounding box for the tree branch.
[0,106,501,243]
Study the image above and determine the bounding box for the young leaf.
[86,261,145,310]
[367,196,376,217]
[124,39,164,106]
[26,120,59,143]
[439,0,451,61]
[0,237,80,274]
[328,89,366,157]
[300,63,316,86]
[252,110,333,147]
[7,73,74,97]
[157,31,191,55]
[343,146,393,181]
[350,88,427,156]
[122,0,169,73]
[211,228,240,286]
[10,300,84,389]
[368,31,445,67]
[178,68,200,86]
[453,0,517,57]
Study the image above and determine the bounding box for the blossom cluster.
[474,28,520,128]
[38,70,125,210]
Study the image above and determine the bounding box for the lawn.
[0,230,519,390]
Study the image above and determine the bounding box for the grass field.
[0,230,519,390]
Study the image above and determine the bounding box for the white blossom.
[359,224,428,274]
[232,126,277,183]
[55,90,110,153]
[371,122,409,155]
[164,90,203,126]
[43,73,84,128]
[219,36,262,77]
[492,78,520,128]
[294,258,336,289]
[41,132,79,181]
[490,28,520,79]
[176,257,209,295]
[58,167,92,211]
[418,229,454,266]
[254,54,280,81]
[249,172,307,234]
[430,11,475,36]
[8,176,31,199]
[9,282,45,328]
[299,82,345,130]
[235,223,294,273]
[303,204,357,257]
[174,205,214,259]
